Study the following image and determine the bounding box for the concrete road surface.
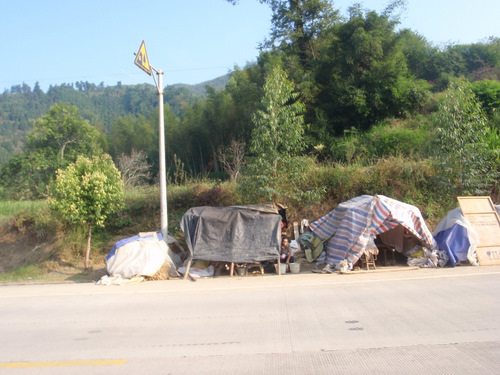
[0,266,499,374]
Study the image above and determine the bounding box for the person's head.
[281,236,289,248]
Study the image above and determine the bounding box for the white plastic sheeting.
[105,232,181,279]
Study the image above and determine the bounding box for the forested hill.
[1,0,500,202]
[0,75,230,164]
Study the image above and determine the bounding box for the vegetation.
[49,154,124,269]
[0,0,499,281]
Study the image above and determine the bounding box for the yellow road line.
[0,359,127,368]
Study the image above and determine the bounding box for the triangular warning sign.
[134,40,152,76]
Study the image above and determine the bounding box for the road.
[0,266,499,374]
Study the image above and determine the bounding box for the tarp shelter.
[433,207,480,267]
[309,195,439,269]
[180,204,282,264]
[105,232,183,279]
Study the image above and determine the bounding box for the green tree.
[0,103,103,199]
[317,5,428,134]
[432,79,497,195]
[49,154,124,269]
[259,0,339,66]
[108,114,156,159]
[239,64,311,203]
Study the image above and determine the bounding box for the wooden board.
[458,196,500,265]
[476,246,500,266]
[458,196,496,214]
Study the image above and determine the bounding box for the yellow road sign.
[134,40,151,75]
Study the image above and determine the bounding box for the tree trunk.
[84,222,92,270]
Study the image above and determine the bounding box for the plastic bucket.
[289,263,300,274]
[275,263,287,274]
[236,266,246,276]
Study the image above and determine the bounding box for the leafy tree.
[432,79,497,195]
[471,79,500,118]
[108,114,156,159]
[0,103,103,199]
[49,154,124,269]
[317,5,429,134]
[27,103,103,161]
[259,0,339,67]
[239,64,315,203]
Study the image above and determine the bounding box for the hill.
[168,74,231,96]
[0,74,230,165]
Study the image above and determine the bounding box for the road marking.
[0,359,127,368]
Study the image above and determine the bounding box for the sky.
[1,0,499,93]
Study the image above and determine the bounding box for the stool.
[361,251,377,270]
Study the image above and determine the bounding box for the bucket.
[289,263,300,274]
[275,263,287,274]
[236,266,246,276]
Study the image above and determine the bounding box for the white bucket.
[275,263,287,274]
[289,263,300,274]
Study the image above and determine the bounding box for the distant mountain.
[167,74,231,96]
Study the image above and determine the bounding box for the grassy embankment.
[0,155,467,283]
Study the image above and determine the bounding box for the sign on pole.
[133,40,168,242]
[134,40,152,76]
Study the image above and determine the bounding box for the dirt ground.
[0,225,107,284]
[0,223,414,285]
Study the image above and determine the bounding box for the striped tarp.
[309,195,437,265]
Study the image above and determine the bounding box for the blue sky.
[1,0,499,92]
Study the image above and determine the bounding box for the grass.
[1,157,498,284]
[0,264,47,283]
[0,200,48,224]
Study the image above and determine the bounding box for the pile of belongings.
[97,232,184,285]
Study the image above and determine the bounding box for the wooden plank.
[458,196,500,265]
[293,221,300,241]
[458,196,496,214]
[476,246,500,266]
[463,213,500,246]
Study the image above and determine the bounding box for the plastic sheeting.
[180,204,281,263]
[309,195,438,267]
[105,232,182,278]
[433,207,479,266]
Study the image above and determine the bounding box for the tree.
[432,79,497,195]
[317,5,429,134]
[49,154,124,269]
[259,0,339,66]
[239,64,308,203]
[218,139,246,182]
[0,103,103,199]
[117,149,152,188]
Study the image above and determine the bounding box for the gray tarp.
[180,204,281,263]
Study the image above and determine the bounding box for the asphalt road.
[1,266,499,374]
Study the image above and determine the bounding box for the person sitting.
[281,236,295,264]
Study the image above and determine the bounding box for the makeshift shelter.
[309,195,440,270]
[180,204,282,274]
[433,207,480,267]
[105,232,184,280]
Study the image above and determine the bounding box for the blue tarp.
[433,207,479,267]
[434,224,471,267]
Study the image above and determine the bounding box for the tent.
[309,195,440,269]
[105,232,184,279]
[180,203,282,264]
[433,207,480,267]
